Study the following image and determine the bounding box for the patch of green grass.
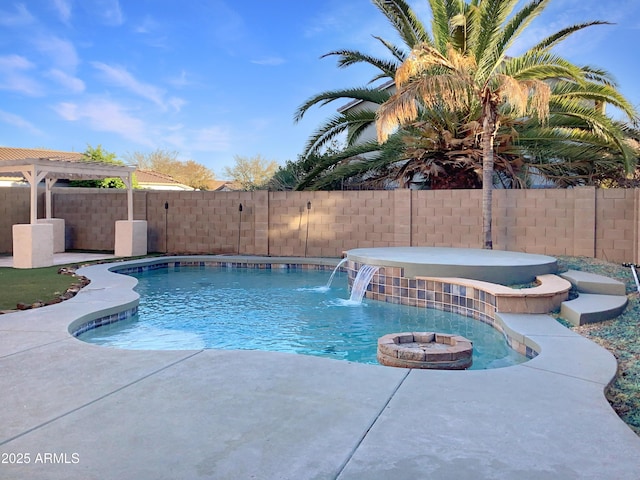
[0,265,80,310]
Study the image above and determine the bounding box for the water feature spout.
[325,258,348,289]
[349,264,379,303]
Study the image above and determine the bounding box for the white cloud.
[163,124,232,152]
[52,0,72,24]
[134,15,159,34]
[167,70,193,88]
[303,1,371,39]
[0,109,43,135]
[0,55,33,70]
[0,3,35,27]
[0,55,43,96]
[95,0,124,26]
[33,35,79,70]
[205,1,247,53]
[54,99,153,146]
[248,118,271,132]
[168,97,186,112]
[47,69,85,93]
[55,102,79,120]
[92,62,166,107]
[192,126,232,151]
[251,57,286,66]
[132,14,169,48]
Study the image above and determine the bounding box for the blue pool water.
[77,266,527,369]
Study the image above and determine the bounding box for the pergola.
[0,156,136,223]
[0,152,146,268]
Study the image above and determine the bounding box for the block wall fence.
[0,186,636,263]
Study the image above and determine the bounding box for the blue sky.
[1,0,639,180]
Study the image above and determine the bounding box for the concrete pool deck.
[1,254,640,479]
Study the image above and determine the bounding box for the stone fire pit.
[377,332,473,370]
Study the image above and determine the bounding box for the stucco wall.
[0,186,636,263]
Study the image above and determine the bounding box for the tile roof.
[135,169,183,184]
[206,180,239,191]
[0,146,85,163]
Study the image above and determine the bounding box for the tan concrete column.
[37,218,65,253]
[12,223,54,268]
[115,220,148,257]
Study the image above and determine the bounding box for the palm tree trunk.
[481,98,498,250]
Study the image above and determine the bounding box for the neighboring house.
[135,169,194,191]
[0,175,27,187]
[337,80,395,148]
[337,81,419,189]
[0,146,86,163]
[205,180,239,191]
[0,147,86,187]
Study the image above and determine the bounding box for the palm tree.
[376,0,638,248]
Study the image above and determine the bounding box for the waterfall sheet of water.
[349,264,379,303]
[325,258,348,289]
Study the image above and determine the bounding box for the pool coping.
[1,254,640,478]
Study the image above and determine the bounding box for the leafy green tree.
[70,144,131,188]
[223,155,279,191]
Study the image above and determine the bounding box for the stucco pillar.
[12,223,54,268]
[37,218,65,253]
[115,220,148,257]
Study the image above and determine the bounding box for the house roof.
[136,169,185,184]
[206,180,238,191]
[0,147,85,163]
[0,146,135,179]
[135,169,194,190]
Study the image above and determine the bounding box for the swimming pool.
[77,265,527,369]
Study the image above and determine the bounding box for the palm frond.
[372,35,408,63]
[372,0,431,47]
[429,0,452,52]
[473,0,519,61]
[294,87,391,122]
[301,109,379,158]
[501,50,585,82]
[321,50,398,80]
[295,139,391,190]
[551,80,638,121]
[303,138,406,190]
[579,66,618,87]
[495,0,548,54]
[531,21,612,51]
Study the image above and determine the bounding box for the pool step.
[560,294,628,326]
[559,270,626,296]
